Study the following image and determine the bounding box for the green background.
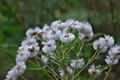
[0,0,120,80]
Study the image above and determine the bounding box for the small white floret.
[22,37,38,46]
[88,64,101,75]
[16,50,29,63]
[5,74,17,80]
[51,20,67,29]
[24,45,40,57]
[105,55,119,65]
[42,40,56,53]
[79,32,93,41]
[11,62,26,76]
[70,58,85,68]
[60,33,75,43]
[41,55,49,64]
[79,22,93,35]
[46,29,61,40]
[93,39,108,53]
[26,27,44,40]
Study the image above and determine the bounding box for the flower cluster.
[93,35,114,53]
[105,44,120,65]
[5,19,120,80]
[5,36,40,80]
[93,34,120,65]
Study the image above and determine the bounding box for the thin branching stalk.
[42,69,55,80]
[103,65,112,80]
[35,57,41,67]
[20,76,26,80]
[66,37,79,55]
[72,50,101,80]
[28,60,40,67]
[88,75,94,80]
[35,56,62,79]
[27,68,41,70]
[28,59,55,80]
[77,41,85,59]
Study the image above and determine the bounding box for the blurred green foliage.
[0,0,120,80]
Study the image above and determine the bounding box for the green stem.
[77,41,84,59]
[28,60,40,67]
[72,50,101,80]
[37,53,60,66]
[28,59,54,80]
[35,56,62,79]
[42,69,55,80]
[103,64,112,80]
[88,75,94,80]
[71,42,84,79]
[27,68,41,70]
[20,76,26,80]
[72,60,91,80]
[91,64,110,80]
[103,55,118,80]
[50,64,58,80]
[71,68,76,79]
[92,55,118,80]
[90,50,99,60]
[66,37,79,55]
[35,57,41,67]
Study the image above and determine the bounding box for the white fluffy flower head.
[9,62,26,76]
[23,45,39,57]
[60,33,75,43]
[70,58,85,68]
[51,20,67,29]
[65,19,82,30]
[93,39,108,53]
[79,32,93,41]
[22,37,38,46]
[46,29,61,40]
[42,40,56,53]
[88,64,101,75]
[105,55,119,65]
[16,50,30,63]
[26,27,44,40]
[99,35,114,47]
[79,22,93,35]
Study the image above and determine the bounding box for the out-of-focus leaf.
[60,9,88,21]
[90,11,111,25]
[0,43,16,48]
[83,48,91,57]
[84,43,93,47]
[94,33,103,38]
[0,14,7,23]
[0,30,4,42]
[80,76,88,80]
[54,9,61,18]
[0,43,9,48]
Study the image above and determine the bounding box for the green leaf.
[60,9,88,21]
[80,76,88,80]
[83,48,91,57]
